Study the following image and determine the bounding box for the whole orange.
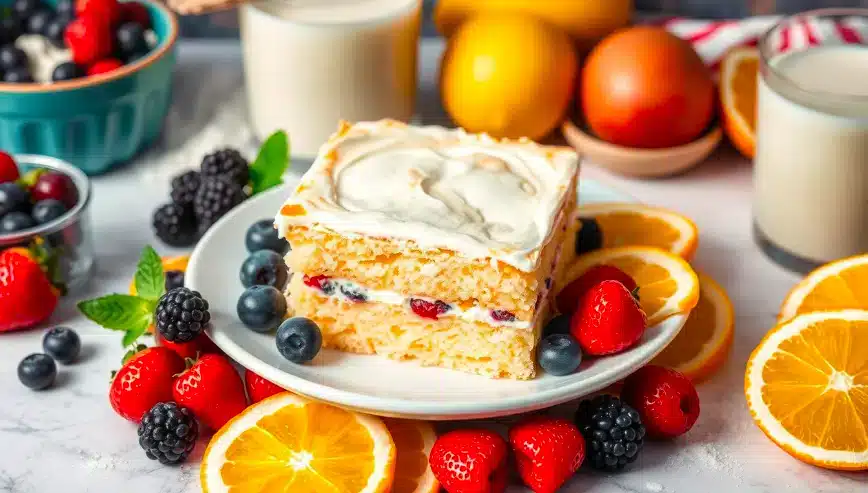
[440,13,578,141]
[581,26,715,149]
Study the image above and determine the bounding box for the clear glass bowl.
[0,154,94,291]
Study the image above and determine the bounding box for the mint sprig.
[77,245,166,348]
[135,245,165,301]
[249,130,290,195]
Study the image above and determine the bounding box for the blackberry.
[152,202,198,248]
[575,395,645,472]
[170,170,201,207]
[200,148,249,187]
[137,402,198,465]
[155,287,211,343]
[193,177,246,232]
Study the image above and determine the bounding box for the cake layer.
[275,120,580,273]
[288,275,544,379]
[283,186,575,318]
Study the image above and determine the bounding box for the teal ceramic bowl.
[0,0,178,175]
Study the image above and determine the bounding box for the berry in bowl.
[0,150,93,299]
[0,0,178,175]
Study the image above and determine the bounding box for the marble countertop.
[1,40,867,493]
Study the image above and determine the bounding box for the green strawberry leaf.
[16,168,46,189]
[135,245,165,301]
[121,344,149,363]
[78,294,156,333]
[249,130,290,195]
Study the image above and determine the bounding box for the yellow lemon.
[440,13,578,141]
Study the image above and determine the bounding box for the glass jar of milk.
[240,0,421,159]
[753,9,868,273]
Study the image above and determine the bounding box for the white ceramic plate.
[187,179,688,420]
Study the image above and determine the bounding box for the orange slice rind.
[720,47,759,159]
[383,419,439,493]
[578,203,699,260]
[778,253,868,323]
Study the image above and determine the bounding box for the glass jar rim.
[759,7,868,102]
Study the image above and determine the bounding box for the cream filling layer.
[302,276,535,329]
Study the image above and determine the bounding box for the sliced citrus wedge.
[745,309,868,470]
[778,254,868,323]
[720,47,759,159]
[578,203,699,260]
[561,246,699,325]
[201,393,396,493]
[652,272,734,382]
[383,419,439,493]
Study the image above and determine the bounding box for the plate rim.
[188,178,689,420]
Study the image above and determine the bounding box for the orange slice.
[201,393,396,493]
[652,272,734,383]
[720,47,758,159]
[745,309,868,470]
[561,246,700,325]
[578,203,699,260]
[778,254,868,323]
[383,419,439,493]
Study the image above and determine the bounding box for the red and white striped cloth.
[658,16,868,72]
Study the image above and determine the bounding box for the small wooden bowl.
[562,120,723,178]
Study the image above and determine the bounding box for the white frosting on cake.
[275,120,579,272]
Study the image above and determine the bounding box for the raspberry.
[86,57,123,76]
[409,298,450,319]
[154,287,211,343]
[621,365,700,439]
[200,148,249,188]
[75,0,121,26]
[170,170,201,208]
[64,14,112,66]
[490,309,516,322]
[137,402,198,465]
[574,395,645,472]
[193,177,246,232]
[0,151,19,183]
[152,203,197,248]
[302,274,334,295]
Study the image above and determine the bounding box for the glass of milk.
[240,0,421,159]
[753,9,868,273]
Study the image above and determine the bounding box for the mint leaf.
[122,329,144,347]
[249,130,290,195]
[78,295,155,333]
[135,245,165,301]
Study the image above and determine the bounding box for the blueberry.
[17,353,56,390]
[237,285,287,333]
[51,61,83,82]
[12,0,40,19]
[0,16,22,46]
[245,219,289,254]
[24,8,52,35]
[43,16,71,47]
[115,21,148,56]
[544,314,572,336]
[3,66,32,83]
[0,211,34,232]
[0,45,27,70]
[339,284,367,302]
[0,183,30,216]
[576,218,603,255]
[239,250,288,289]
[165,270,185,291]
[538,333,582,376]
[55,0,74,18]
[31,199,67,224]
[275,317,322,363]
[42,326,81,364]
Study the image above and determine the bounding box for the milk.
[240,0,421,158]
[753,45,868,269]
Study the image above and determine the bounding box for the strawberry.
[245,369,285,403]
[156,331,221,361]
[0,249,59,332]
[509,416,585,493]
[0,151,19,183]
[556,265,637,316]
[109,347,185,422]
[173,354,248,431]
[119,1,151,28]
[622,365,701,439]
[65,14,113,66]
[76,0,121,26]
[429,429,508,493]
[87,58,123,76]
[571,280,647,356]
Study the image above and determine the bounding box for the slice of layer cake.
[274,120,579,379]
